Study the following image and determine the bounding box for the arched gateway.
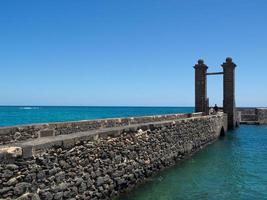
[194,57,237,129]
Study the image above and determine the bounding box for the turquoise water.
[0,106,194,127]
[119,125,267,200]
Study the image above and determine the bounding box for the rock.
[70,186,78,194]
[59,160,70,169]
[25,173,36,182]
[30,164,41,172]
[35,157,47,166]
[54,192,63,200]
[96,177,104,186]
[90,171,96,179]
[16,193,40,200]
[100,152,108,159]
[37,171,46,180]
[95,170,101,177]
[115,177,125,185]
[16,193,31,200]
[82,173,90,180]
[86,178,94,187]
[63,190,71,198]
[32,193,41,200]
[96,175,111,187]
[40,191,53,200]
[38,183,47,190]
[6,164,19,170]
[0,186,12,195]
[75,177,83,186]
[184,143,193,153]
[112,170,124,178]
[14,182,31,196]
[78,182,87,193]
[14,132,22,140]
[103,175,110,183]
[2,169,13,178]
[0,146,22,158]
[48,168,58,176]
[7,177,18,186]
[52,182,68,192]
[47,175,55,182]
[55,172,65,183]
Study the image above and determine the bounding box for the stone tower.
[194,59,209,115]
[222,57,237,129]
[194,57,237,129]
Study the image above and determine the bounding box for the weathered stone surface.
[0,113,191,145]
[256,108,267,124]
[14,182,31,195]
[0,113,226,199]
[39,191,53,200]
[6,164,19,170]
[238,108,267,124]
[6,177,18,186]
[38,129,55,138]
[0,147,22,161]
[54,191,63,200]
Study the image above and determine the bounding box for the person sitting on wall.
[209,107,214,115]
[214,104,219,112]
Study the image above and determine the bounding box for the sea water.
[1,107,267,199]
[0,106,194,127]
[118,125,267,200]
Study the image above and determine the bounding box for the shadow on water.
[118,126,267,200]
[219,126,225,137]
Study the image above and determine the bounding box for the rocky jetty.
[0,113,226,200]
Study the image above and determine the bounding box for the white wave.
[19,107,40,110]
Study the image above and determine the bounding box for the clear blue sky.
[0,0,266,107]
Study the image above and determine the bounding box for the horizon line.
[0,105,264,108]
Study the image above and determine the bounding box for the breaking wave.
[19,107,40,110]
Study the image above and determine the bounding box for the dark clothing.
[214,105,219,112]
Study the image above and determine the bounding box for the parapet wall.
[237,108,257,122]
[0,113,227,200]
[238,108,267,124]
[256,108,267,124]
[0,113,202,146]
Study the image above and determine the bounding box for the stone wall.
[0,113,227,200]
[0,113,202,146]
[241,114,257,122]
[237,108,256,115]
[256,108,267,124]
[237,108,256,122]
[238,108,267,124]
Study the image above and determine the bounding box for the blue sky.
[0,0,266,107]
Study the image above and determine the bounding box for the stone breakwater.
[0,113,227,200]
[0,113,200,146]
[238,108,267,124]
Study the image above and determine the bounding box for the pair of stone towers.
[194,57,237,129]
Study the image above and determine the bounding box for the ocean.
[0,106,194,127]
[1,106,267,199]
[118,125,267,200]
